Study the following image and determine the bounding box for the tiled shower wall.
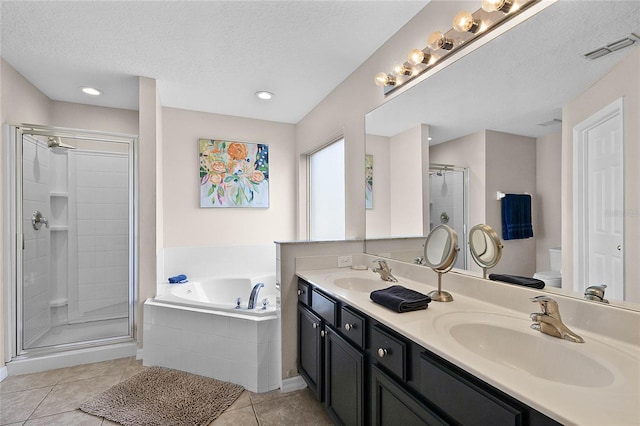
[72,151,129,321]
[22,135,51,346]
[429,170,466,269]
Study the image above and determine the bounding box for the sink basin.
[435,312,616,388]
[332,277,389,292]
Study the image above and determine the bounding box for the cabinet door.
[371,365,447,426]
[298,303,324,400]
[325,326,364,426]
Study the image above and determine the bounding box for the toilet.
[533,247,562,288]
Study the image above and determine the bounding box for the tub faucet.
[529,295,584,343]
[248,283,264,309]
[372,260,398,282]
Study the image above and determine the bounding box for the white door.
[573,98,624,300]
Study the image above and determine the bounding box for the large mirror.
[364,1,640,308]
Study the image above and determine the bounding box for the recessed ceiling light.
[81,87,102,96]
[255,91,274,100]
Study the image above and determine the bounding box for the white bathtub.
[154,274,277,316]
[144,273,281,393]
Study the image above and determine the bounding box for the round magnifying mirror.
[468,224,503,278]
[424,224,459,302]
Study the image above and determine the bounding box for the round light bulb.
[374,72,395,87]
[453,11,480,33]
[481,0,513,13]
[392,63,410,76]
[428,32,453,51]
[408,49,430,66]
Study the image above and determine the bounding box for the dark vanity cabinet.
[297,278,561,426]
[297,280,365,425]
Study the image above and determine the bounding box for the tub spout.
[248,283,264,309]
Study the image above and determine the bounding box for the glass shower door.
[20,130,133,352]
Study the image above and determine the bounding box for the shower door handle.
[32,211,49,230]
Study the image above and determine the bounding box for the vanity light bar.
[375,0,539,95]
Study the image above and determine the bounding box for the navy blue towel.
[489,273,545,289]
[370,285,431,313]
[168,274,188,284]
[501,194,533,240]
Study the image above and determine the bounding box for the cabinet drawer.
[311,288,337,327]
[341,306,365,349]
[420,352,523,426]
[297,280,311,306]
[371,325,407,381]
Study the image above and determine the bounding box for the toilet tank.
[549,247,562,272]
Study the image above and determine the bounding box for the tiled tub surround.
[296,256,640,426]
[143,301,280,393]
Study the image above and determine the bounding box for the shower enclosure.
[428,164,469,270]
[7,124,137,359]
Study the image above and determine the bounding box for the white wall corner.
[136,348,144,360]
[281,375,307,393]
[0,366,8,382]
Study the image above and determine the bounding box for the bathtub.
[154,274,277,316]
[144,273,281,393]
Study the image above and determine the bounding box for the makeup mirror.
[423,224,459,302]
[468,224,503,279]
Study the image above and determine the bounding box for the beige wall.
[563,47,640,303]
[52,101,138,135]
[535,132,562,272]
[485,130,537,276]
[161,107,297,248]
[389,125,425,236]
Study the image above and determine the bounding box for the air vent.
[585,33,639,60]
[537,118,562,127]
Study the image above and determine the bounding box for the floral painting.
[199,139,269,208]
[365,154,373,209]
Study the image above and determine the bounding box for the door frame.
[572,98,624,297]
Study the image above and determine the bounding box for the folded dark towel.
[489,273,545,289]
[370,285,431,313]
[501,194,533,240]
[168,274,188,284]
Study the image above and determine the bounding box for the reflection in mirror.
[364,1,640,308]
[424,225,459,302]
[468,224,503,278]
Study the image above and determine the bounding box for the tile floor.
[0,357,332,426]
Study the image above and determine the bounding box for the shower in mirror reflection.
[428,164,468,270]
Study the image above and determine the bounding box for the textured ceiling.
[1,0,427,123]
[366,1,640,144]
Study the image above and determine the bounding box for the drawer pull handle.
[377,348,388,358]
[344,323,354,331]
[312,323,319,329]
[321,330,326,337]
[297,289,304,296]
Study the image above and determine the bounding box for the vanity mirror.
[364,0,640,306]
[468,224,503,279]
[423,224,459,302]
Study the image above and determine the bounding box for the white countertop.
[297,267,640,426]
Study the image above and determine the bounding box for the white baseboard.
[0,366,7,382]
[281,375,307,393]
[136,348,143,360]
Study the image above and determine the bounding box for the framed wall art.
[199,138,269,208]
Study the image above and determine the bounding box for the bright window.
[309,138,345,240]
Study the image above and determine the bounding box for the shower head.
[47,136,76,151]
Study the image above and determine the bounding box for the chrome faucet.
[372,260,398,282]
[584,284,609,304]
[247,283,264,309]
[529,295,584,343]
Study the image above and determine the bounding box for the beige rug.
[80,367,244,426]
